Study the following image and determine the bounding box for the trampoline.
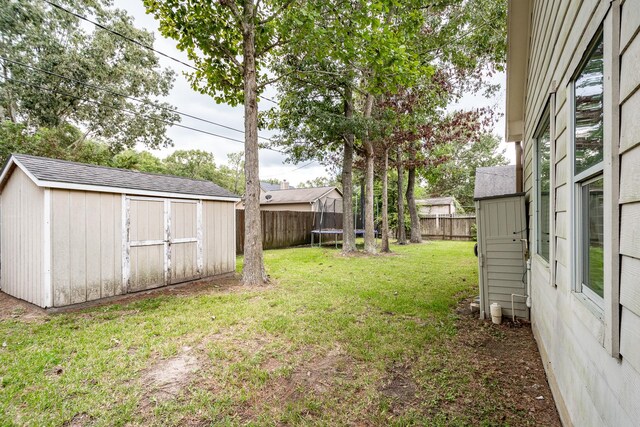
[310,195,378,248]
[310,228,371,248]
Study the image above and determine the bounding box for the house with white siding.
[0,154,239,308]
[502,0,640,425]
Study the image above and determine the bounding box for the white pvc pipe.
[511,294,527,322]
[526,258,532,308]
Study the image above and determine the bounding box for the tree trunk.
[241,0,267,285]
[396,145,407,245]
[406,163,422,244]
[363,93,376,254]
[2,61,16,123]
[381,147,390,252]
[341,85,356,253]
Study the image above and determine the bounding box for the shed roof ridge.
[12,153,222,186]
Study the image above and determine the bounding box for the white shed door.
[169,200,201,284]
[128,198,166,292]
[125,197,202,292]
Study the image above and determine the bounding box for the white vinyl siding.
[619,0,640,380]
[521,1,640,426]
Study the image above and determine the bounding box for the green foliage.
[424,134,509,209]
[164,150,218,181]
[0,0,178,151]
[143,0,300,105]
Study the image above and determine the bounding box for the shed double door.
[127,197,202,292]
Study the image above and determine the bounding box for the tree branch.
[258,0,295,25]
[216,45,244,74]
[255,34,286,57]
[219,0,244,27]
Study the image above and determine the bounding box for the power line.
[6,76,285,153]
[1,56,276,144]
[42,0,279,106]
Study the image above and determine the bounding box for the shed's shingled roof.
[9,154,239,199]
[474,165,517,200]
[261,186,339,204]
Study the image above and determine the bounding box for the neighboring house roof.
[415,196,457,206]
[474,165,518,200]
[0,154,240,201]
[260,186,340,204]
[260,181,295,191]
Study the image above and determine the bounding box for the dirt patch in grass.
[380,363,417,402]
[0,292,46,322]
[63,412,93,427]
[142,346,200,404]
[288,346,352,395]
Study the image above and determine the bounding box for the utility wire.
[1,56,277,144]
[42,0,279,106]
[6,76,285,153]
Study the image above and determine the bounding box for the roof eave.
[505,0,532,143]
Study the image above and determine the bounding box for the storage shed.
[0,154,240,308]
[474,166,529,320]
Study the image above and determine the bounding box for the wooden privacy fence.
[236,210,343,254]
[419,214,476,241]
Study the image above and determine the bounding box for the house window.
[535,108,551,262]
[573,31,604,302]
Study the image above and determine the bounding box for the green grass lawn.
[0,241,528,426]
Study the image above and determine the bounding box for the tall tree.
[396,145,407,244]
[270,0,429,254]
[146,0,302,285]
[0,0,178,151]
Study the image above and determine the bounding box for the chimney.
[280,179,289,190]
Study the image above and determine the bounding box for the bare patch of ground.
[63,413,93,427]
[0,292,45,322]
[288,346,351,395]
[379,363,417,402]
[142,346,200,404]
[0,273,273,318]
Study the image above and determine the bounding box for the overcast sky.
[114,1,514,186]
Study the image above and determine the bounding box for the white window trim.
[567,2,621,358]
[533,104,552,270]
[569,31,605,310]
[575,174,605,311]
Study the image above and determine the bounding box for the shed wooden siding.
[202,200,235,276]
[0,168,44,306]
[50,189,122,307]
[522,1,640,426]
